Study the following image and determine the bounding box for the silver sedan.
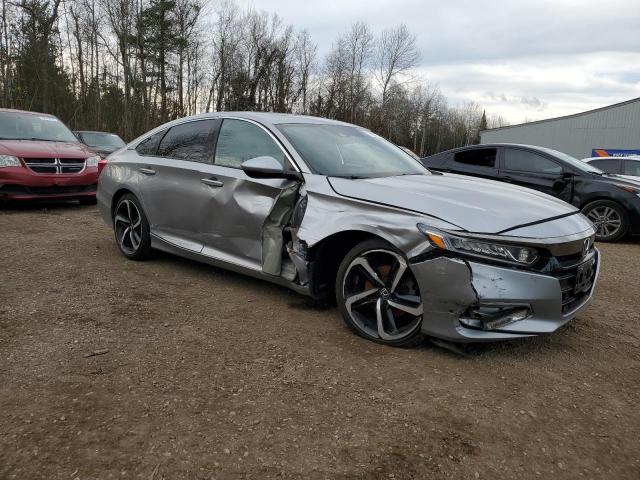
[98,112,599,347]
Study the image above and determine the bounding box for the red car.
[0,108,100,204]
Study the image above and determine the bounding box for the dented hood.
[328,173,579,234]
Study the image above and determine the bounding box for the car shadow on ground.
[0,199,93,213]
[151,248,580,360]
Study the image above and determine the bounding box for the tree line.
[0,0,507,155]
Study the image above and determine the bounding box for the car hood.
[328,173,579,234]
[0,139,94,158]
[605,174,640,185]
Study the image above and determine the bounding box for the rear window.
[157,120,218,163]
[454,149,496,168]
[589,159,619,173]
[135,130,165,156]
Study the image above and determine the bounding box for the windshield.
[538,146,604,174]
[0,111,78,142]
[79,132,125,149]
[278,124,428,178]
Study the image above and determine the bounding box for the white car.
[583,156,640,178]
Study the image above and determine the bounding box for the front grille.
[555,253,598,313]
[24,158,86,174]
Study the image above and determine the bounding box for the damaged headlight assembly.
[417,224,539,266]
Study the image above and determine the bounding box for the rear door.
[197,118,299,270]
[447,148,500,180]
[137,118,221,252]
[499,147,570,201]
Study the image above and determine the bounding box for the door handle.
[139,167,156,175]
[201,178,224,187]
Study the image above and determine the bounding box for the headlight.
[417,224,539,265]
[0,155,21,168]
[85,155,100,168]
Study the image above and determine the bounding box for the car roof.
[183,111,357,128]
[0,108,56,117]
[584,156,640,162]
[424,143,561,159]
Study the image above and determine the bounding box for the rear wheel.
[113,194,152,260]
[336,239,425,348]
[582,200,628,242]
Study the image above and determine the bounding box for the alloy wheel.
[342,249,423,341]
[114,199,143,255]
[586,206,622,239]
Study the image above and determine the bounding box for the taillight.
[98,158,107,175]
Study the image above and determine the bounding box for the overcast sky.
[239,0,640,123]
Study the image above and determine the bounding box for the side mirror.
[241,156,302,181]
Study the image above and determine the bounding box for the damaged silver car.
[97,113,600,347]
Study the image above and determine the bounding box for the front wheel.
[582,200,629,242]
[336,239,425,348]
[113,194,153,260]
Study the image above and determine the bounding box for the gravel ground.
[1,202,639,480]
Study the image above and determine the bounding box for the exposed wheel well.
[307,230,388,303]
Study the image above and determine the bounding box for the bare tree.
[375,24,420,107]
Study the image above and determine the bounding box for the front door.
[198,118,299,270]
[499,147,571,202]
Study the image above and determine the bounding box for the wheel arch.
[110,188,135,219]
[306,229,393,303]
[579,196,627,211]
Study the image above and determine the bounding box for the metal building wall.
[480,97,640,158]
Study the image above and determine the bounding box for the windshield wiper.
[331,174,369,179]
[0,137,72,142]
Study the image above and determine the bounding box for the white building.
[480,97,640,159]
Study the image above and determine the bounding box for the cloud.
[418,51,640,122]
[237,0,640,122]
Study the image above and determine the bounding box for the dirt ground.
[0,202,639,480]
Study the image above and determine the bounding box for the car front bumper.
[410,250,600,342]
[0,166,98,200]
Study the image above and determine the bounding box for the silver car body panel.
[98,112,600,343]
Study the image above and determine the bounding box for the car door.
[499,147,570,201]
[136,118,221,252]
[447,147,500,180]
[197,118,299,271]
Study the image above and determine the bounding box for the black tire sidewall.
[335,239,425,348]
[113,193,152,260]
[582,200,629,242]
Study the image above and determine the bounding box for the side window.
[214,119,285,169]
[135,130,165,156]
[590,159,619,173]
[624,160,640,176]
[504,149,562,175]
[453,148,496,168]
[157,120,218,163]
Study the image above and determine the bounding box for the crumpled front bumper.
[410,250,600,342]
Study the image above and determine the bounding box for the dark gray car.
[97,113,599,347]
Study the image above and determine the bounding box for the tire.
[113,193,153,260]
[78,197,97,206]
[582,199,629,242]
[335,239,425,348]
